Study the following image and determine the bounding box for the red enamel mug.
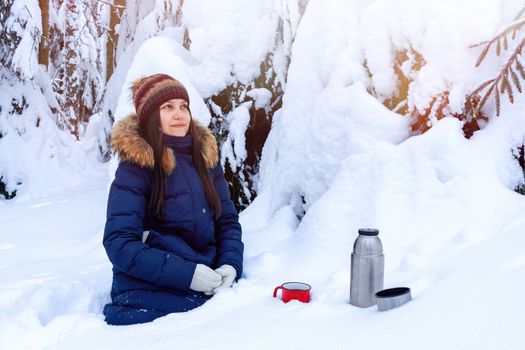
[273,282,311,303]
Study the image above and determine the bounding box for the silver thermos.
[350,228,384,307]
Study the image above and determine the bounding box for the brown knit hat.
[131,73,190,121]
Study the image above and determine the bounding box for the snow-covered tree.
[48,0,106,139]
[201,0,308,210]
[97,0,185,159]
[0,0,41,198]
[0,0,103,200]
[98,0,309,210]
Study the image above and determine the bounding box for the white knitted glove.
[212,265,237,293]
[189,264,222,294]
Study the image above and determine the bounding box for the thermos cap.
[375,287,412,311]
[358,228,379,236]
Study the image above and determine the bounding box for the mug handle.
[273,286,283,298]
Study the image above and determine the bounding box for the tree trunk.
[38,0,49,67]
[106,0,126,82]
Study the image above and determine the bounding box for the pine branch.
[471,18,525,67]
[474,44,492,67]
[480,84,495,106]
[506,77,515,103]
[495,86,501,115]
[516,60,525,79]
[511,68,522,93]
[471,78,495,96]
[469,40,491,48]
[469,37,525,116]
[476,84,495,118]
[501,75,511,95]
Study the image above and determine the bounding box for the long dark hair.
[140,110,221,220]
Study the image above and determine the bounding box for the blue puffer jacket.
[102,114,243,325]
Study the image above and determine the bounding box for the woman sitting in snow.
[102,73,244,325]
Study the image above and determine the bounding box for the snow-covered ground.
[1,107,525,349]
[3,0,525,349]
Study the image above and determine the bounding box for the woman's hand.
[212,265,237,293]
[189,264,222,294]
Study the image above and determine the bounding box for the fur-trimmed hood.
[110,114,218,174]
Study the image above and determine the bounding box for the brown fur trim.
[195,121,219,169]
[161,148,176,174]
[110,114,218,174]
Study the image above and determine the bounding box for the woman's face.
[159,98,191,137]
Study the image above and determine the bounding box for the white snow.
[246,88,272,110]
[221,102,252,170]
[2,0,525,349]
[0,77,103,199]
